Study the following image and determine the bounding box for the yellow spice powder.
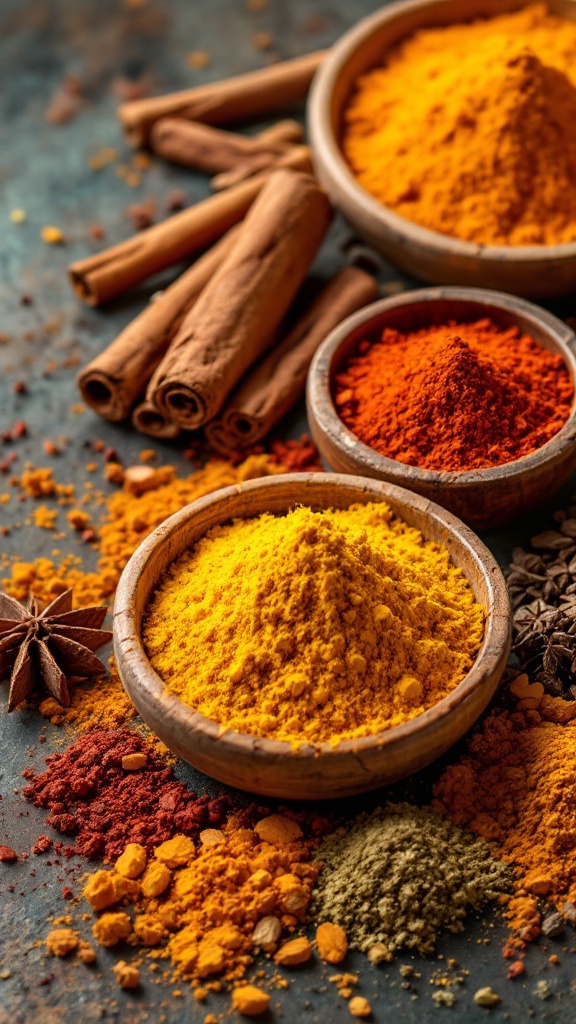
[143,502,484,747]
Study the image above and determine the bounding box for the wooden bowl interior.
[114,474,510,798]
[308,0,576,296]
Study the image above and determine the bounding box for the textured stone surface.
[0,1,574,1021]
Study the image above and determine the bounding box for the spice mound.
[312,802,512,959]
[81,814,318,987]
[435,704,576,939]
[343,4,576,246]
[143,502,483,747]
[22,728,235,861]
[334,318,572,472]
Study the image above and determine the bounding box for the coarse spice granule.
[311,802,512,959]
[434,700,576,941]
[79,814,320,987]
[333,320,573,473]
[143,502,483,747]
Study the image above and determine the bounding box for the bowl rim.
[113,471,510,762]
[306,286,576,486]
[307,0,576,263]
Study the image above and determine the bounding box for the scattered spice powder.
[143,502,483,747]
[343,4,576,245]
[334,320,573,472]
[434,701,576,941]
[81,814,319,986]
[32,506,57,530]
[22,729,237,861]
[4,454,284,611]
[41,226,65,245]
[311,803,512,959]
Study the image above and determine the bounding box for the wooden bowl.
[307,287,576,529]
[113,473,510,800]
[308,0,576,298]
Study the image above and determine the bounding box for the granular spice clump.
[312,802,512,958]
[143,502,483,747]
[82,815,319,986]
[21,729,236,861]
[434,705,576,938]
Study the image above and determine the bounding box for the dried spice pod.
[507,510,576,699]
[0,590,111,711]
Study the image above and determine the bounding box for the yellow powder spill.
[3,455,282,729]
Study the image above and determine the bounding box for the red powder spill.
[270,435,323,472]
[22,730,333,865]
[21,729,237,862]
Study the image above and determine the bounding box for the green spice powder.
[312,802,513,959]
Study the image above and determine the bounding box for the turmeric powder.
[143,502,483,747]
[82,814,318,986]
[2,454,283,731]
[344,4,576,246]
[434,697,576,939]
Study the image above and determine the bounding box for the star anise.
[0,589,112,712]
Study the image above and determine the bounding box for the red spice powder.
[270,435,323,472]
[22,729,332,864]
[334,318,573,472]
[22,730,237,862]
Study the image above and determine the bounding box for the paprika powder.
[334,318,572,472]
[22,729,236,861]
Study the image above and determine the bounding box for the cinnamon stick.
[68,145,312,306]
[150,118,303,172]
[119,50,326,147]
[77,228,240,421]
[206,267,379,450]
[132,401,180,440]
[150,168,332,430]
